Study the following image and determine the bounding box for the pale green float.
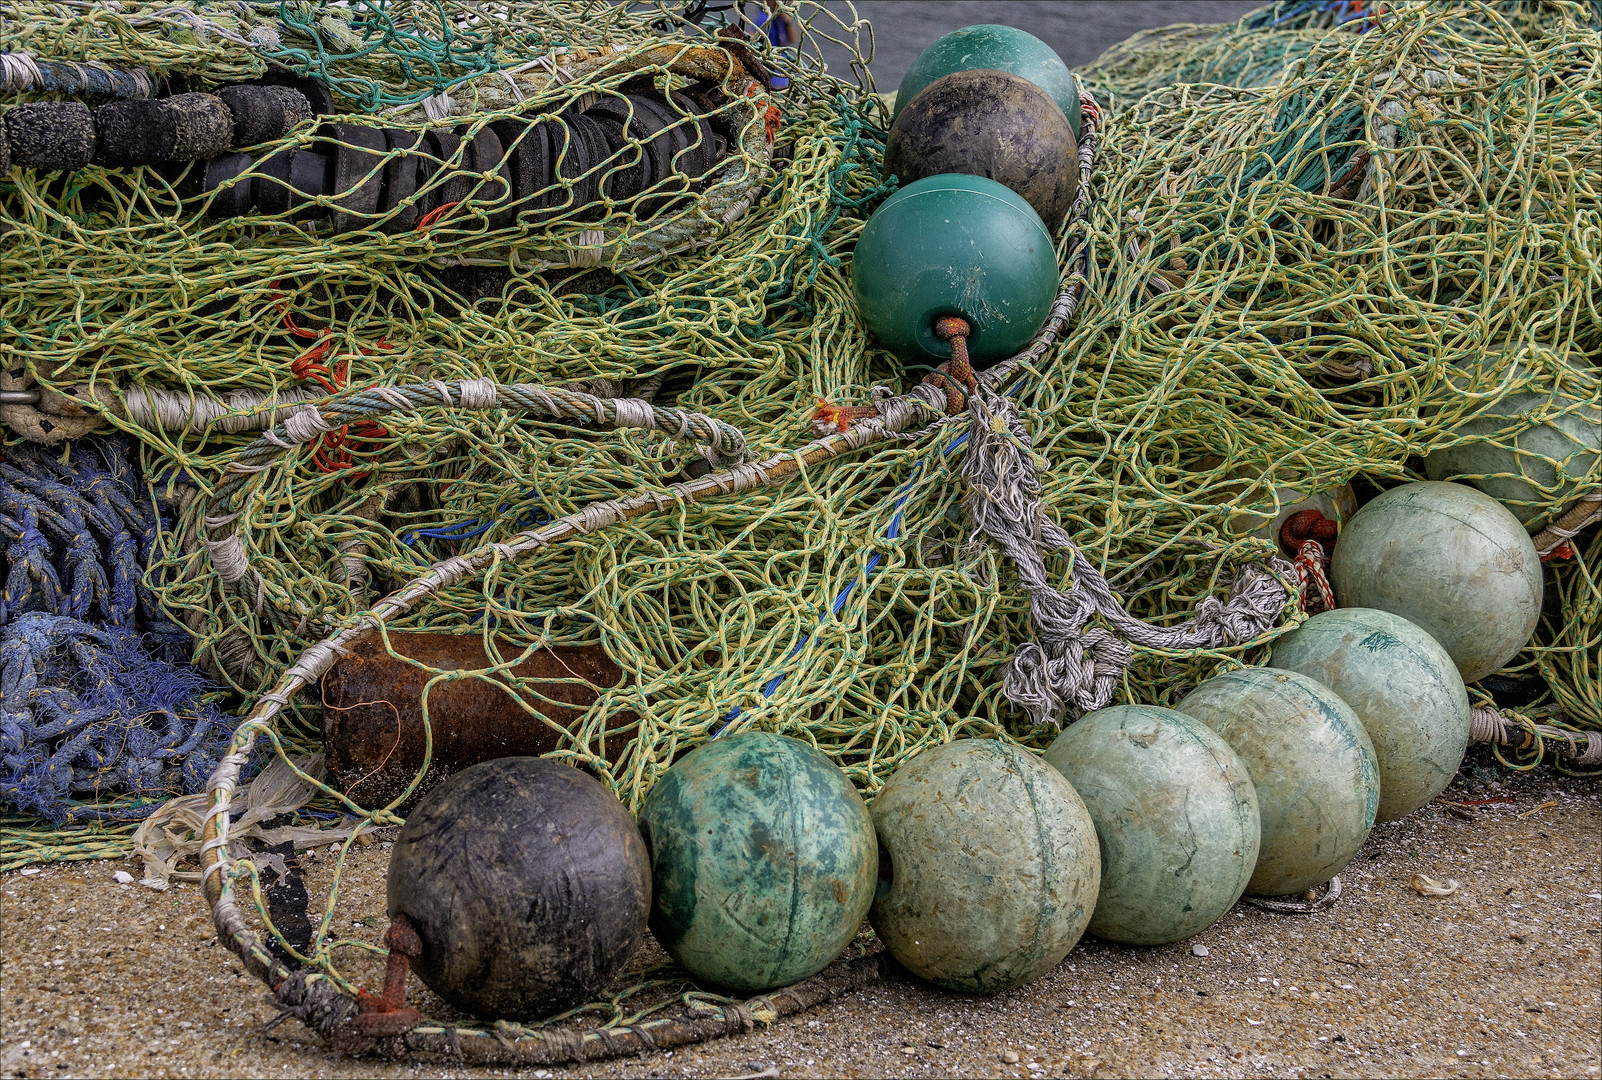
[869,739,1100,994]
[1043,706,1259,946]
[1329,481,1542,683]
[1176,667,1380,896]
[1424,347,1600,531]
[1269,608,1470,822]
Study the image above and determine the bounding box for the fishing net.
[0,0,1599,1054]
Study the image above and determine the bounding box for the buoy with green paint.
[1175,667,1380,897]
[1424,346,1601,531]
[1044,706,1259,946]
[895,24,1083,140]
[1330,481,1542,683]
[1269,607,1470,822]
[852,174,1059,366]
[869,739,1100,994]
[637,731,876,994]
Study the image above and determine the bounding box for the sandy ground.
[1,753,1598,1080]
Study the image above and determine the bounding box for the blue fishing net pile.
[1,438,231,822]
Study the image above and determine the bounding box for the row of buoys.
[384,480,1549,1019]
[851,26,1083,367]
[0,87,312,173]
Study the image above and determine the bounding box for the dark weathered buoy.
[254,146,328,217]
[386,757,651,1020]
[885,69,1079,227]
[200,152,255,218]
[166,92,234,161]
[377,128,427,232]
[3,101,95,171]
[92,99,177,166]
[215,84,313,148]
[320,122,388,233]
[420,128,471,217]
[1269,607,1470,822]
[638,732,876,993]
[896,24,1083,139]
[869,739,1099,994]
[1044,706,1259,946]
[1176,667,1379,896]
[1330,481,1542,682]
[852,173,1058,366]
[490,117,555,219]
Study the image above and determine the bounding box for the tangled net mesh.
[0,0,1599,1036]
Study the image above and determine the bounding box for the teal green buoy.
[1269,608,1470,822]
[1330,481,1542,683]
[1176,667,1380,897]
[638,732,876,993]
[1424,347,1600,531]
[852,174,1058,366]
[869,739,1100,994]
[1044,706,1259,946]
[895,24,1082,139]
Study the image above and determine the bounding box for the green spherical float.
[895,24,1083,139]
[869,739,1099,994]
[885,70,1079,228]
[852,174,1058,366]
[1269,607,1470,822]
[638,732,876,994]
[1424,346,1600,531]
[1043,706,1259,946]
[1330,481,1542,683]
[1175,668,1379,897]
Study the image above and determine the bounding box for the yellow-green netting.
[1,0,1597,933]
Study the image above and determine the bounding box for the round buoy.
[852,174,1058,366]
[1044,706,1259,946]
[1269,607,1470,822]
[869,739,1099,993]
[386,757,651,1020]
[638,732,876,994]
[895,24,1083,139]
[1175,667,1379,896]
[885,69,1079,228]
[1424,347,1600,530]
[1330,481,1542,683]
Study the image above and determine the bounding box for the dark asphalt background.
[807,0,1262,90]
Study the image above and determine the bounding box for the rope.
[0,612,232,823]
[0,50,154,97]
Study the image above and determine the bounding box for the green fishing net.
[1,0,1597,909]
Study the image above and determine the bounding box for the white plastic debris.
[112,870,134,884]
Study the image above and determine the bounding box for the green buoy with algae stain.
[638,732,876,994]
[895,24,1082,139]
[851,173,1058,366]
[1330,481,1542,683]
[869,739,1100,994]
[1270,607,1470,823]
[1176,667,1379,897]
[1044,706,1260,946]
[1424,346,1600,531]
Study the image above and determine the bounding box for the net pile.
[0,0,1597,990]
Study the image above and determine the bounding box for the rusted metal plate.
[321,633,635,809]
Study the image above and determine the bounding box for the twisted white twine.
[962,388,1294,726]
